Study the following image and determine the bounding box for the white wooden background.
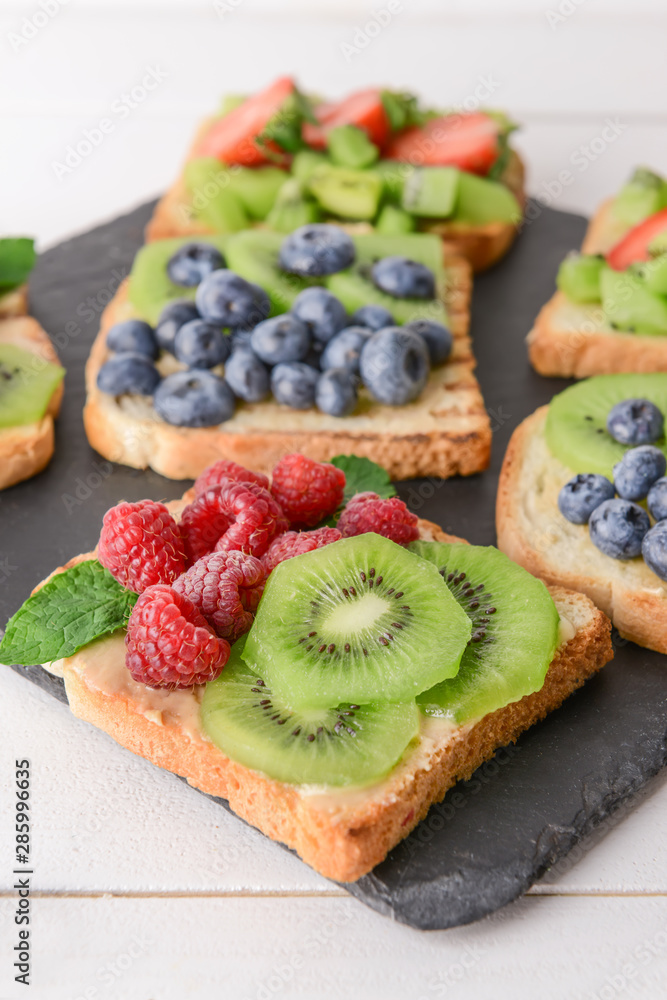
[2,1,667,996]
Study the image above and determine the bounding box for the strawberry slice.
[197,76,296,167]
[384,112,501,175]
[303,88,390,150]
[607,208,667,271]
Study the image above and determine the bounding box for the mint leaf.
[0,238,36,292]
[0,560,137,666]
[331,454,396,506]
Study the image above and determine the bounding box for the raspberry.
[262,527,342,574]
[180,481,289,563]
[270,453,345,527]
[98,500,186,593]
[125,584,229,688]
[336,492,419,546]
[193,459,270,497]
[174,550,266,642]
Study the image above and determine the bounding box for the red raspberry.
[125,584,229,688]
[270,454,345,527]
[98,500,186,593]
[180,481,288,564]
[193,460,270,497]
[174,550,265,642]
[336,492,419,546]
[262,527,342,574]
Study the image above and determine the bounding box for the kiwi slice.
[308,164,383,221]
[611,167,667,229]
[128,235,230,325]
[545,373,667,476]
[375,204,416,235]
[402,167,459,219]
[326,232,450,327]
[556,253,604,304]
[265,178,321,233]
[411,542,559,725]
[448,172,521,226]
[201,638,419,787]
[242,534,471,709]
[600,266,667,335]
[0,344,65,428]
[224,229,315,314]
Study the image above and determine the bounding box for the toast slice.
[0,316,64,491]
[0,283,28,319]
[83,255,492,482]
[496,405,667,653]
[37,515,612,883]
[528,198,667,377]
[145,114,526,274]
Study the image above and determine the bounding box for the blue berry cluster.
[96,229,453,427]
[558,399,667,579]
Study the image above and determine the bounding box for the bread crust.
[145,116,526,273]
[83,259,492,482]
[0,315,63,490]
[527,197,667,377]
[39,517,612,883]
[0,284,28,319]
[496,406,667,653]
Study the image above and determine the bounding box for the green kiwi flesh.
[128,234,230,325]
[0,344,65,428]
[412,542,560,725]
[545,373,667,476]
[242,533,471,709]
[201,638,419,787]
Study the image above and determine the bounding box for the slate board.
[3,200,667,931]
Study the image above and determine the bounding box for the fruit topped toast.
[83,224,491,481]
[528,167,667,377]
[1,454,612,883]
[147,77,525,273]
[498,372,667,653]
[0,238,65,490]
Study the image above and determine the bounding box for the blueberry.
[371,256,435,299]
[359,327,430,405]
[613,445,667,500]
[166,242,225,287]
[606,398,664,445]
[351,304,395,331]
[315,368,358,417]
[558,473,615,524]
[404,319,453,365]
[155,300,200,353]
[251,314,311,365]
[196,270,263,328]
[106,319,157,358]
[173,319,230,369]
[224,349,270,403]
[279,224,355,277]
[642,520,667,580]
[154,370,235,427]
[647,477,667,521]
[320,326,372,374]
[589,498,650,559]
[290,287,348,346]
[97,353,161,396]
[271,362,319,410]
[230,328,256,354]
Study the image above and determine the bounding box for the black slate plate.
[3,201,667,931]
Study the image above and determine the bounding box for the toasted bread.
[145,114,526,274]
[496,405,667,653]
[38,515,612,883]
[527,198,667,377]
[82,255,492,482]
[0,284,28,319]
[0,316,64,491]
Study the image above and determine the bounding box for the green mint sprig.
[0,560,137,666]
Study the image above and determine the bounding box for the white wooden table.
[2,1,667,995]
